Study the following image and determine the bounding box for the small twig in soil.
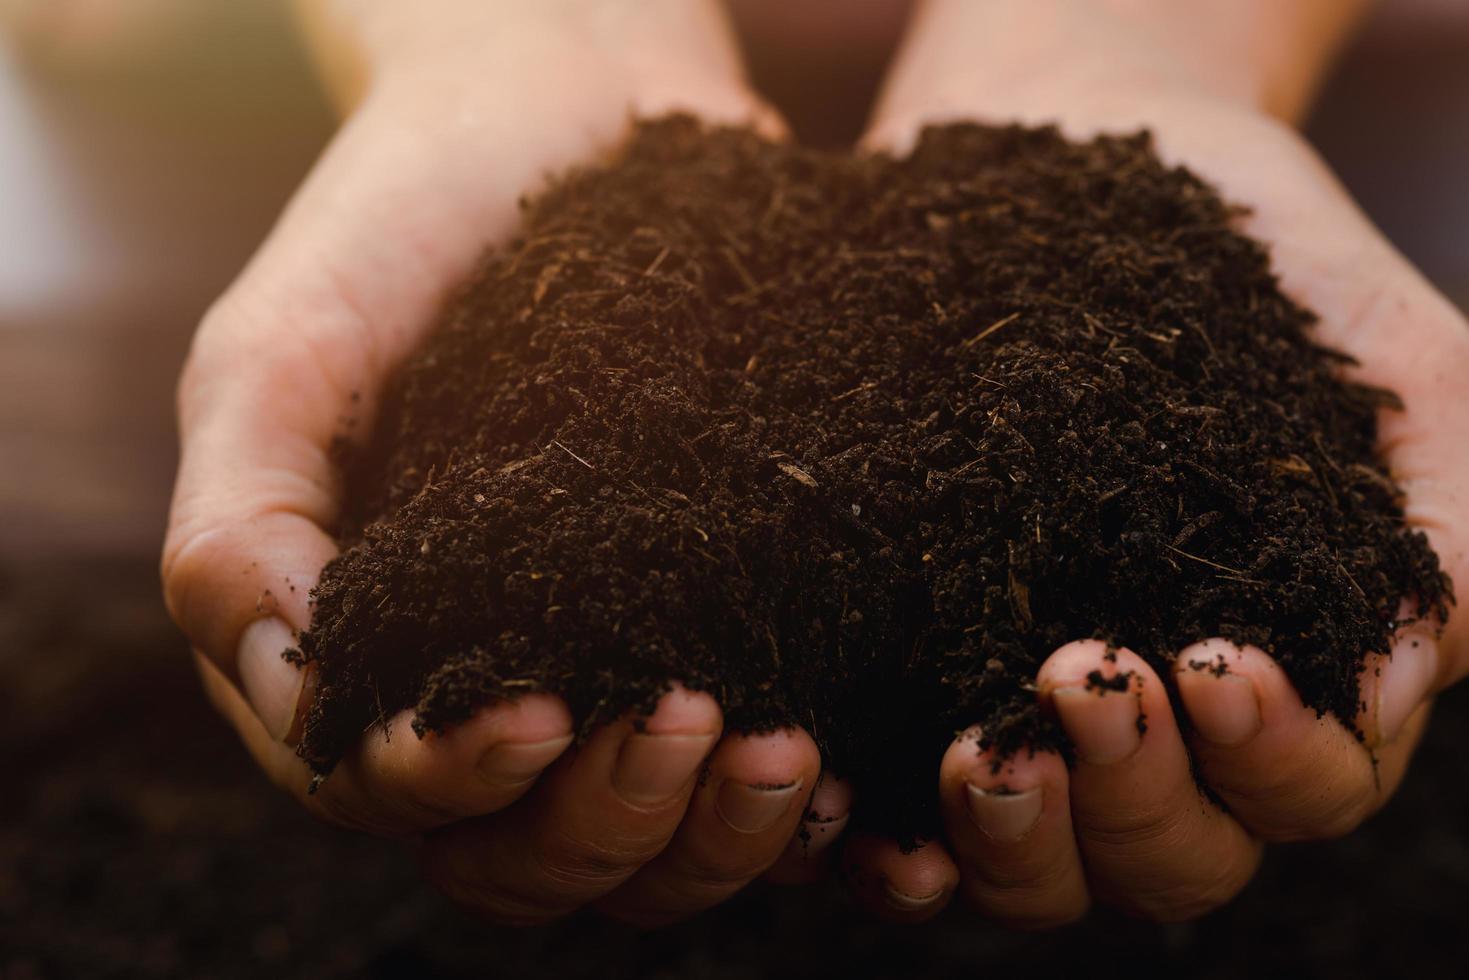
[550,439,595,470]
[643,245,671,276]
[963,311,1021,348]
[1165,544,1245,576]
[833,380,878,402]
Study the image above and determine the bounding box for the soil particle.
[293,116,1448,842]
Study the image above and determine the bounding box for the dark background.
[2,2,1467,977]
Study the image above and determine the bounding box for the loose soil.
[294,116,1448,840]
[12,560,1469,977]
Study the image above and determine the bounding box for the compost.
[293,117,1447,839]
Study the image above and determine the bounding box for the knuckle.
[1260,784,1374,843]
[1219,754,1376,843]
[360,749,471,826]
[159,521,235,635]
[532,824,646,891]
[1104,842,1261,923]
[182,285,368,432]
[1131,861,1256,922]
[178,295,268,421]
[1073,803,1190,855]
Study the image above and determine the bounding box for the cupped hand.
[845,0,1469,925]
[163,0,847,927]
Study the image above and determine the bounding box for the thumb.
[161,94,502,742]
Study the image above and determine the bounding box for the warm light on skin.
[158,0,1467,930]
[1082,0,1373,121]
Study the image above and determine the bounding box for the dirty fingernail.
[613,733,716,805]
[883,881,945,913]
[237,617,305,742]
[1052,684,1141,765]
[800,774,852,851]
[966,784,1042,843]
[803,808,851,848]
[478,735,574,786]
[716,778,804,834]
[1374,633,1439,744]
[1181,672,1261,747]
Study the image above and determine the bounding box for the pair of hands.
[163,0,1468,928]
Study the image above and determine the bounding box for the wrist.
[1081,0,1370,122]
[879,0,1367,132]
[294,0,758,119]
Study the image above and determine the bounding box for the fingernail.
[803,809,851,848]
[716,779,804,834]
[1374,634,1439,744]
[237,617,305,742]
[801,775,852,852]
[1183,673,1262,747]
[613,733,716,806]
[965,784,1042,843]
[1052,684,1141,765]
[883,881,945,913]
[478,735,574,786]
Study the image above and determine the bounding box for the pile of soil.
[294,116,1447,840]
[8,560,1469,978]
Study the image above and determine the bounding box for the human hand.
[843,0,1469,925]
[162,0,848,927]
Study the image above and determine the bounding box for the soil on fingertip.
[292,116,1449,842]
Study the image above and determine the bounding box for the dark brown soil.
[11,559,1469,978]
[294,116,1447,840]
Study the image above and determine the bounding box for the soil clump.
[294,117,1447,840]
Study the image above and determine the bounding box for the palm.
[848,79,1469,923]
[166,1,831,928]
[1146,97,1469,677]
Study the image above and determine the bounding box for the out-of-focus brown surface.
[1,3,1467,977]
[0,0,334,560]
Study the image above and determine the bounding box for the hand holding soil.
[849,0,1469,923]
[162,0,1469,930]
[164,0,834,930]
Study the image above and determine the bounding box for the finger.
[600,728,820,926]
[1038,641,1262,921]
[1175,132,1469,698]
[162,70,681,734]
[841,835,959,924]
[1175,637,1431,842]
[419,686,721,926]
[326,696,574,834]
[197,651,576,836]
[939,728,1089,929]
[1361,611,1445,748]
[1236,174,1469,698]
[162,95,509,738]
[195,649,314,795]
[858,0,1469,693]
[764,771,854,885]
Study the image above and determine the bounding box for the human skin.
[163,0,1469,929]
[161,0,849,928]
[843,0,1469,925]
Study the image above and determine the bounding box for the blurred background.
[1,2,1466,977]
